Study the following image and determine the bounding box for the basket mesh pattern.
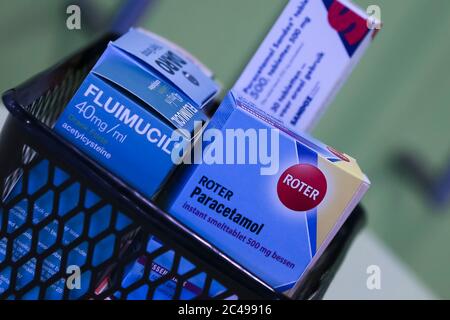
[27,65,91,128]
[0,147,239,299]
[0,149,136,299]
[106,234,238,300]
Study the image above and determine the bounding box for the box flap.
[93,45,207,135]
[112,28,219,107]
[232,91,346,162]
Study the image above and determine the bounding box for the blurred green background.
[0,0,449,297]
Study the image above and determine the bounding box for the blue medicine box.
[165,91,370,291]
[54,28,220,199]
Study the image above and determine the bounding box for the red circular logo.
[277,164,327,211]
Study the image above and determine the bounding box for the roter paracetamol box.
[233,0,380,133]
[166,91,370,292]
[54,28,220,199]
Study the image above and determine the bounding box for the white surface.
[324,230,436,299]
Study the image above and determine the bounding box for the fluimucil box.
[54,28,220,199]
[233,0,380,133]
[165,91,369,292]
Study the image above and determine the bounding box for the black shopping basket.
[0,34,365,300]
